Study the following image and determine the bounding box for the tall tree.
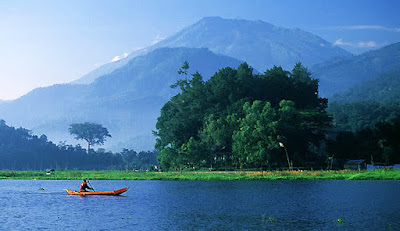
[232,101,281,168]
[69,122,111,153]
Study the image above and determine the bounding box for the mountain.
[75,17,351,85]
[72,48,149,85]
[311,42,400,97]
[153,17,352,70]
[0,47,243,151]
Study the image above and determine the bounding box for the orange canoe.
[65,187,128,196]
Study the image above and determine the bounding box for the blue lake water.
[0,180,399,230]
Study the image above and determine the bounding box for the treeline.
[0,120,157,170]
[328,101,400,132]
[327,101,400,165]
[155,63,331,170]
[327,114,400,164]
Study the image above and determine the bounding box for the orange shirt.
[80,181,89,192]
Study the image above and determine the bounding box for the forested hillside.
[331,70,400,104]
[325,65,400,164]
[328,101,400,132]
[328,69,400,132]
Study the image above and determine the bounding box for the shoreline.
[1,169,399,181]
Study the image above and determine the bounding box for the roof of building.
[345,159,366,165]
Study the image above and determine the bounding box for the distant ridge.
[312,42,400,97]
[330,69,400,104]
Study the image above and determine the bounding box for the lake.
[0,180,399,230]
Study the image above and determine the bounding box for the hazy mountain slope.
[0,47,244,151]
[330,69,400,104]
[0,84,88,128]
[88,47,243,100]
[75,17,351,85]
[311,42,400,97]
[72,48,150,85]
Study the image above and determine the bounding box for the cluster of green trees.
[0,120,157,170]
[327,114,400,164]
[155,62,331,170]
[120,149,158,171]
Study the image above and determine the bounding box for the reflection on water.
[0,180,399,230]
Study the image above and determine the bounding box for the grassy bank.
[0,169,399,180]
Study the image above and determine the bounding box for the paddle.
[87,180,95,192]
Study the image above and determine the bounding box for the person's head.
[83,179,87,182]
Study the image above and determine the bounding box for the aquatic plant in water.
[261,214,276,223]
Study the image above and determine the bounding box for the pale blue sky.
[0,0,399,100]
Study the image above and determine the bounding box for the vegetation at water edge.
[0,169,399,180]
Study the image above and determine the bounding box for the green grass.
[0,169,399,180]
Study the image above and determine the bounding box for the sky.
[0,0,399,100]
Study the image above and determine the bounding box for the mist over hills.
[311,42,400,97]
[76,17,351,85]
[0,47,243,151]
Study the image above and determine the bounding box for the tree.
[155,62,332,170]
[375,115,400,163]
[69,122,111,153]
[199,112,241,169]
[171,61,190,91]
[232,101,281,169]
[178,61,189,76]
[157,147,178,171]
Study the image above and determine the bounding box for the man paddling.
[80,179,94,192]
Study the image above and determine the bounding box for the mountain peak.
[199,16,224,22]
[74,16,352,85]
[194,16,276,30]
[155,17,351,71]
